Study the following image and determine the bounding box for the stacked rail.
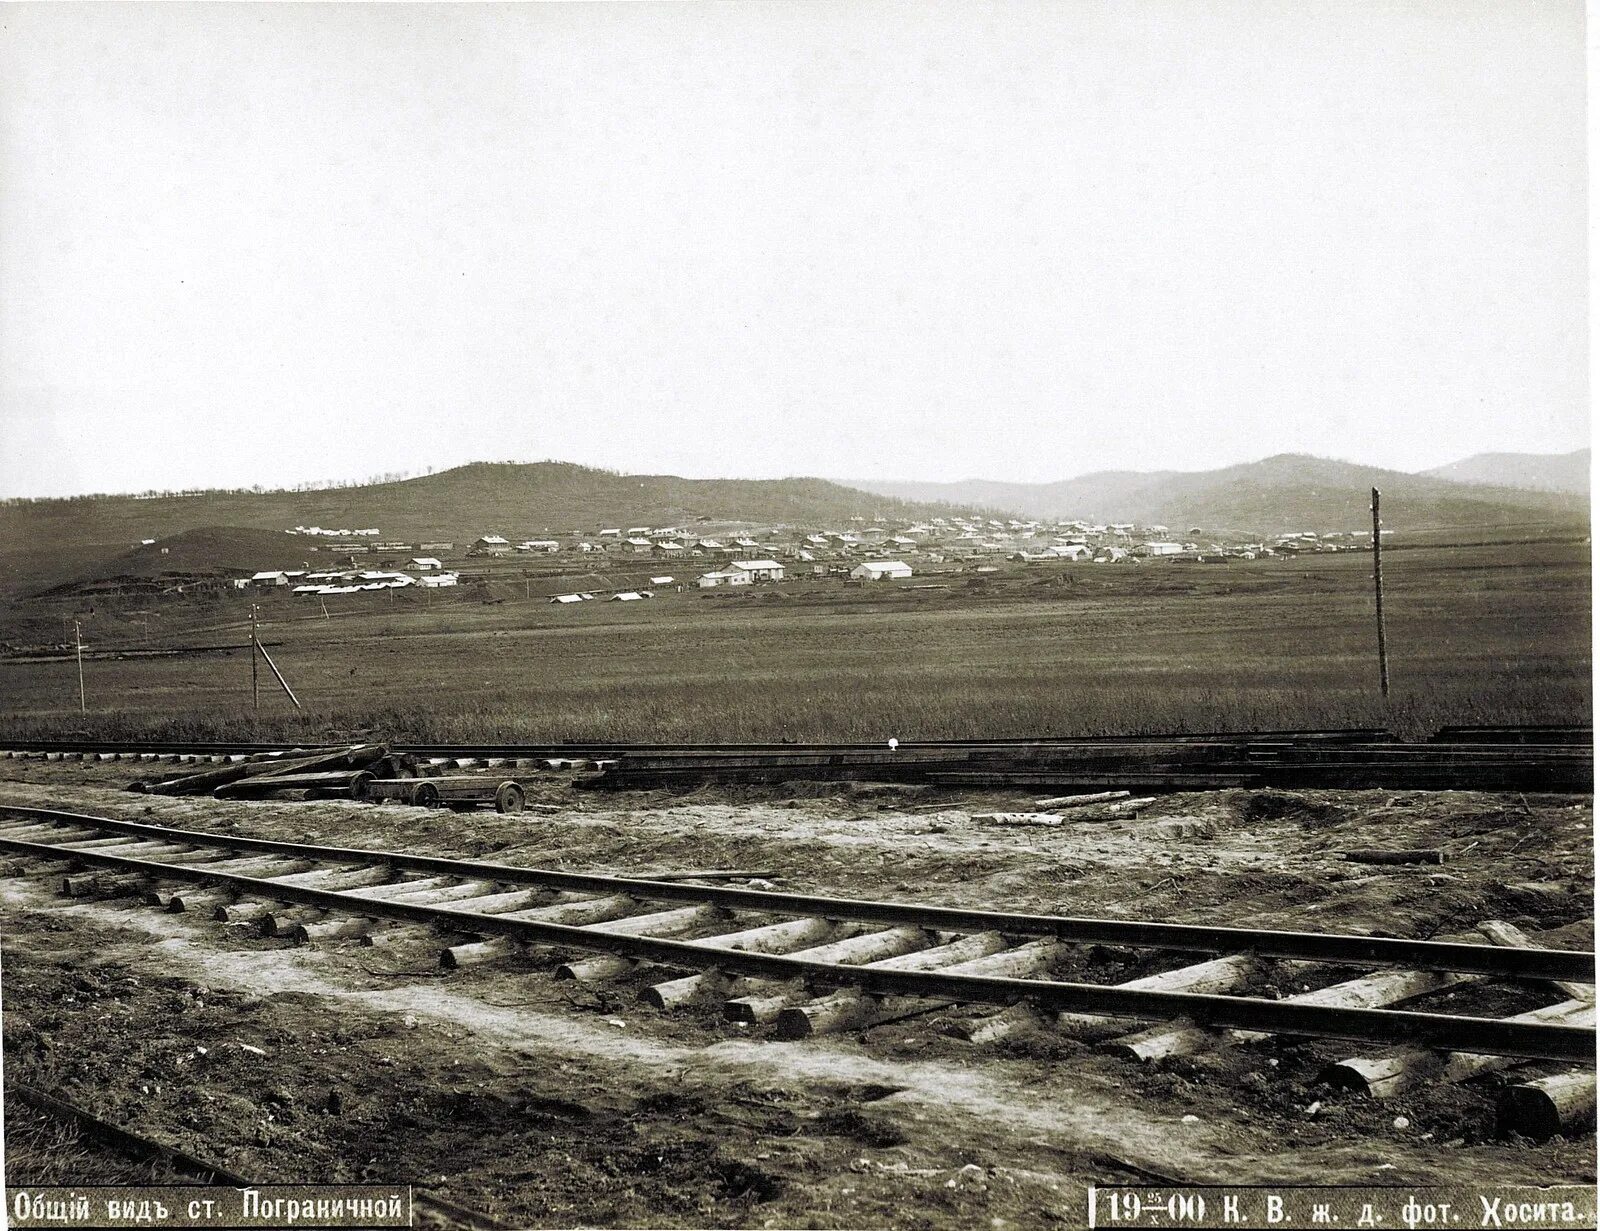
[1,803,1593,1136]
[587,737,1593,794]
[2,728,1589,793]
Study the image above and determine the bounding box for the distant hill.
[848,454,1589,533]
[1421,448,1590,495]
[0,462,991,559]
[108,527,318,579]
[24,527,319,600]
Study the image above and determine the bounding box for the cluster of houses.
[241,567,460,596]
[234,513,1378,606]
[453,517,1265,570]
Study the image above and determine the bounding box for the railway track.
[1,804,1593,1112]
[2,725,1589,792]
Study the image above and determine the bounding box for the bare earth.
[0,760,1592,1229]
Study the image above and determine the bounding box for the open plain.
[0,540,1589,743]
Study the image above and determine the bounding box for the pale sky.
[0,1,1587,498]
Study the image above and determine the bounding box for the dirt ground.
[0,759,1593,1229]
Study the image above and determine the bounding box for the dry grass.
[1,543,1588,744]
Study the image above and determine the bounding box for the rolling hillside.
[0,462,992,559]
[848,454,1589,533]
[1422,448,1590,495]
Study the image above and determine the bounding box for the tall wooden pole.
[73,620,86,713]
[255,641,302,709]
[1371,487,1389,697]
[250,605,260,711]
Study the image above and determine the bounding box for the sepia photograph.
[0,2,1592,1228]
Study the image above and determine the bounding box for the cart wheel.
[494,781,526,814]
[411,782,439,808]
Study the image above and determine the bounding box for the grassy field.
[0,542,1589,743]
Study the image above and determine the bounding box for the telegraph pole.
[250,604,260,711]
[1370,488,1389,697]
[73,620,86,713]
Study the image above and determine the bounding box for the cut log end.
[1498,1071,1598,1141]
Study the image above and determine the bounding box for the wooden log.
[724,927,932,1023]
[50,836,152,851]
[951,1003,1048,1044]
[256,865,393,892]
[213,770,375,800]
[1498,1070,1598,1140]
[441,936,520,969]
[2,858,76,880]
[144,745,382,796]
[431,895,641,967]
[1342,849,1446,866]
[1056,954,1267,1042]
[1035,791,1133,808]
[258,906,325,938]
[501,894,639,927]
[777,933,1028,1038]
[770,932,1011,1035]
[381,879,503,904]
[60,872,149,899]
[1107,965,1464,1061]
[1323,1000,1595,1098]
[1477,920,1595,1001]
[0,823,91,842]
[431,887,555,915]
[586,903,724,938]
[643,918,857,1010]
[558,953,639,983]
[555,905,726,980]
[167,887,235,914]
[182,854,315,879]
[340,876,456,901]
[300,916,382,945]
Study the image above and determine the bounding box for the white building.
[418,572,460,588]
[851,560,913,581]
[698,569,749,588]
[729,559,785,582]
[410,557,443,571]
[1141,541,1185,557]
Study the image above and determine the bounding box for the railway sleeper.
[1498,1070,1598,1140]
[1108,965,1469,1062]
[1324,999,1596,1099]
[724,927,935,1023]
[644,918,863,1009]
[554,905,732,980]
[59,871,151,899]
[776,931,1018,1038]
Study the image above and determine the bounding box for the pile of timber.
[583,732,1592,794]
[132,744,401,802]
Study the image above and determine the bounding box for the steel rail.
[0,728,1404,755]
[2,806,1592,984]
[0,833,1590,1062]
